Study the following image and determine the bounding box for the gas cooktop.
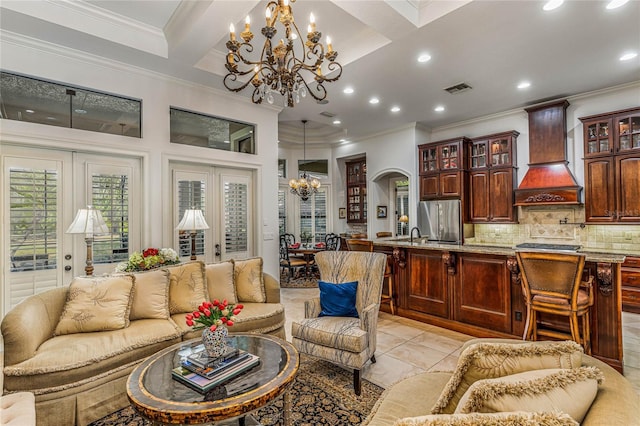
[515,243,581,251]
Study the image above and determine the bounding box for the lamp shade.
[399,215,409,223]
[176,209,209,231]
[66,206,109,236]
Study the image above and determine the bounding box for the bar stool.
[346,239,395,315]
[516,251,594,354]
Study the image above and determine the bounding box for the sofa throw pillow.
[455,367,603,423]
[167,261,207,314]
[205,260,238,304]
[129,269,170,320]
[431,340,583,414]
[393,411,578,426]
[54,275,134,335]
[318,281,359,318]
[234,258,266,303]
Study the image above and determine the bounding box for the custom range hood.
[514,99,582,206]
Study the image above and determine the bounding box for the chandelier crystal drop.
[224,0,342,107]
[289,120,320,201]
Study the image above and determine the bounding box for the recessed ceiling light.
[417,53,431,63]
[620,52,638,61]
[339,138,346,142]
[74,109,87,114]
[390,106,401,113]
[543,0,563,11]
[606,0,629,9]
[224,140,230,144]
[333,119,341,124]
[517,81,531,89]
[341,140,350,145]
[434,105,445,112]
[46,116,57,120]
[343,87,354,94]
[25,109,34,113]
[369,97,379,104]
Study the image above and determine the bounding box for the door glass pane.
[177,180,206,257]
[9,168,57,272]
[224,182,248,253]
[91,174,129,264]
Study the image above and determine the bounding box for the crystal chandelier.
[224,0,342,107]
[289,120,320,201]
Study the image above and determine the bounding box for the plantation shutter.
[91,173,129,264]
[223,181,248,253]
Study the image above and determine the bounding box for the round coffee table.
[127,333,299,425]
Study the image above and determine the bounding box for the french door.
[171,163,254,263]
[2,146,141,316]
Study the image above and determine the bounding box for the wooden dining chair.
[346,239,395,315]
[279,235,307,282]
[325,233,340,250]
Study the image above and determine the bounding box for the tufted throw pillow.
[393,411,578,426]
[455,367,603,423]
[54,275,134,335]
[205,260,237,304]
[318,281,359,317]
[234,257,266,303]
[129,269,170,320]
[431,340,583,414]
[167,261,207,314]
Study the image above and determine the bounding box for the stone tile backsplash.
[467,205,640,253]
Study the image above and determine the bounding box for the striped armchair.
[291,251,386,395]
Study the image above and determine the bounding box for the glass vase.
[202,325,229,358]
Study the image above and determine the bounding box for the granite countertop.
[372,238,631,263]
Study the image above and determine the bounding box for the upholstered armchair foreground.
[291,251,386,395]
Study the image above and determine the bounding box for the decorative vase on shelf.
[202,326,229,357]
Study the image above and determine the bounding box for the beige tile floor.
[282,287,640,394]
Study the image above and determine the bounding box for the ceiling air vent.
[444,82,472,94]
[319,111,336,118]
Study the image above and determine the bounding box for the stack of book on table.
[172,344,260,394]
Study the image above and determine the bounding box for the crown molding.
[1,0,168,57]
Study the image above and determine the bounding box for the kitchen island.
[372,239,629,372]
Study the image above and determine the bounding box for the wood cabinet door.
[469,170,489,222]
[420,175,439,199]
[616,154,640,222]
[489,168,516,222]
[585,157,616,222]
[455,254,511,333]
[439,171,461,197]
[407,251,448,318]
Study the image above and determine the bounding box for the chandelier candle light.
[224,0,342,107]
[289,120,320,201]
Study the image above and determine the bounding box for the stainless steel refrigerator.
[417,200,462,243]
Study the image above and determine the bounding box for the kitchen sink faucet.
[410,227,422,244]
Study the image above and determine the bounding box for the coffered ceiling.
[1,1,639,145]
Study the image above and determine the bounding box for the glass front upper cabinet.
[617,114,640,152]
[585,120,612,155]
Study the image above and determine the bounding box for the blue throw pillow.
[318,281,359,318]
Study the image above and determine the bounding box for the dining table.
[288,245,325,277]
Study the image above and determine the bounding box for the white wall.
[332,123,419,235]
[0,34,282,276]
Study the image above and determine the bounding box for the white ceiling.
[1,0,639,145]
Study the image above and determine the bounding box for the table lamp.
[176,209,209,260]
[66,205,109,276]
[399,214,409,235]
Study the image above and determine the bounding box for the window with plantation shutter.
[9,168,58,272]
[299,187,328,244]
[177,179,206,258]
[224,181,248,253]
[91,173,129,264]
[278,187,287,235]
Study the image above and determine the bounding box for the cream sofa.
[1,258,285,426]
[364,338,640,426]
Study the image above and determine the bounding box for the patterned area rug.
[279,270,319,288]
[90,355,383,426]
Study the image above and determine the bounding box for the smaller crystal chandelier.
[289,120,320,201]
[224,0,342,107]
